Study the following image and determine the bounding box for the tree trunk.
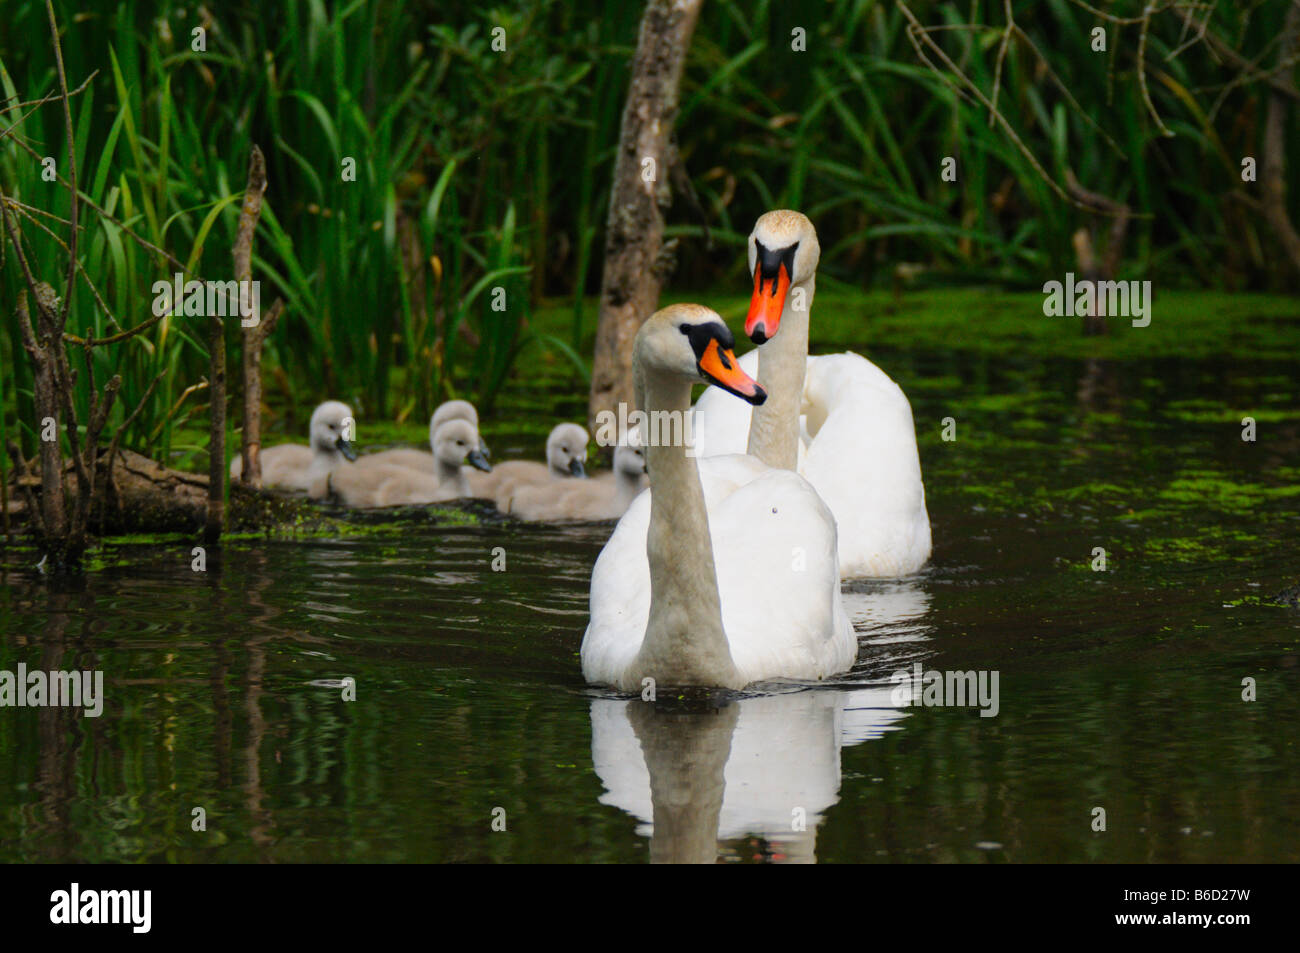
[1261,2,1300,277]
[587,0,704,434]
[237,145,271,486]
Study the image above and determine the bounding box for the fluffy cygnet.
[505,442,646,522]
[466,422,589,504]
[231,400,357,490]
[314,418,491,506]
[354,400,489,475]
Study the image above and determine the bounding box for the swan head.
[310,401,358,461]
[635,304,767,405]
[547,423,590,478]
[433,419,492,472]
[745,210,820,344]
[430,400,489,459]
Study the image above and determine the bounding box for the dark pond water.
[1,348,1298,863]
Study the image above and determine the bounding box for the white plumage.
[692,349,931,577]
[582,453,857,687]
[580,305,857,691]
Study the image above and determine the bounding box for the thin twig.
[1167,0,1216,60]
[1136,4,1175,137]
[148,379,209,444]
[896,1,1094,210]
[102,369,164,528]
[0,187,47,307]
[45,0,79,325]
[5,442,40,534]
[4,132,215,282]
[0,70,96,116]
[4,200,127,336]
[4,198,73,230]
[65,310,168,347]
[988,0,1014,129]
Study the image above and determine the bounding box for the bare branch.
[3,200,129,336]
[103,369,163,523]
[1136,4,1175,137]
[148,379,209,444]
[896,1,1093,210]
[0,69,96,116]
[235,145,271,485]
[44,0,79,327]
[0,187,48,309]
[989,0,1014,129]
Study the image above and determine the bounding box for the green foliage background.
[1,0,1295,466]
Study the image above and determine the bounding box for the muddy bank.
[4,448,494,544]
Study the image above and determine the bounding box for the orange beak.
[697,338,766,405]
[745,260,790,343]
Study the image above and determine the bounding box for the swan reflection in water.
[590,581,930,863]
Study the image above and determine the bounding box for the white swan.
[506,441,646,522]
[230,400,357,490]
[581,304,856,691]
[354,400,488,474]
[690,210,931,578]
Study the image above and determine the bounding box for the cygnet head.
[547,423,590,478]
[613,442,647,478]
[310,401,358,461]
[433,419,492,472]
[633,304,767,405]
[431,400,489,458]
[745,210,820,345]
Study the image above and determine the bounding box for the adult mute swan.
[230,400,358,490]
[691,210,931,578]
[581,304,856,691]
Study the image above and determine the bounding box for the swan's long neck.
[630,366,741,690]
[747,274,813,470]
[437,456,469,497]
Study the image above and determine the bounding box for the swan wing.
[710,467,857,684]
[800,353,931,576]
[249,443,314,489]
[355,448,435,474]
[691,348,932,576]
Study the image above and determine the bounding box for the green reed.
[1,0,1294,467]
